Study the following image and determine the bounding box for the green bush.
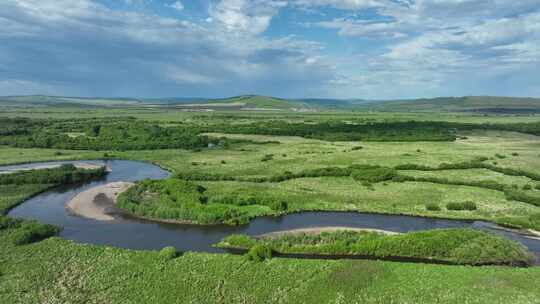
[425,203,441,211]
[269,200,288,212]
[159,246,178,260]
[246,245,272,262]
[351,167,398,183]
[10,222,61,245]
[523,185,532,190]
[446,201,478,211]
[0,216,21,230]
[261,154,274,162]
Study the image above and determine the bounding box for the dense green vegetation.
[2,105,540,303]
[208,119,540,140]
[1,218,60,246]
[117,178,289,225]
[0,164,106,185]
[245,244,273,262]
[2,233,540,303]
[446,201,478,211]
[210,120,459,141]
[218,229,535,266]
[0,178,538,302]
[0,118,216,151]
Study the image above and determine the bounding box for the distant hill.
[362,96,540,113]
[0,95,143,107]
[176,95,310,110]
[0,95,312,111]
[1,95,539,113]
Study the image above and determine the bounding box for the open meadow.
[1,105,540,303]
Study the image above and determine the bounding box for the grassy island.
[217,229,536,266]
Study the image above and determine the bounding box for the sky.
[0,0,539,99]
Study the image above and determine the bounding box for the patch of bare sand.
[66,182,134,221]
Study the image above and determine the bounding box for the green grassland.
[2,236,540,304]
[1,186,540,303]
[201,177,537,222]
[2,105,540,303]
[2,126,540,229]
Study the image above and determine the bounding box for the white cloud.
[209,0,287,35]
[167,1,184,12]
[0,0,333,97]
[293,0,384,10]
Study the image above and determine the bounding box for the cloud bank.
[0,0,538,98]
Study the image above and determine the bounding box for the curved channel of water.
[5,160,540,260]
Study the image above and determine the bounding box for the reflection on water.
[5,160,540,260]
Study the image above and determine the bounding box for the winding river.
[5,160,540,260]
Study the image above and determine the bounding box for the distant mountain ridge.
[364,96,540,113]
[1,95,539,113]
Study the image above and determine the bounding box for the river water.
[6,160,540,260]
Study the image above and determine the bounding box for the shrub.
[361,181,372,187]
[394,163,432,170]
[0,216,21,230]
[246,245,272,262]
[536,184,540,191]
[261,154,274,162]
[351,167,398,183]
[512,152,519,156]
[446,201,478,211]
[351,146,363,151]
[425,203,441,211]
[159,246,178,260]
[10,222,61,245]
[523,185,533,190]
[495,154,506,159]
[269,200,288,212]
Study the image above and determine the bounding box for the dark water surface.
[6,160,540,259]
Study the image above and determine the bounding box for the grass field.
[2,107,540,303]
[2,128,540,229]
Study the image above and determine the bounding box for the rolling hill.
[362,96,540,113]
[1,95,539,113]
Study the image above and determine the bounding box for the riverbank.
[66,182,134,221]
[0,161,107,174]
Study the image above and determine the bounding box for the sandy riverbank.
[260,227,400,238]
[66,182,134,221]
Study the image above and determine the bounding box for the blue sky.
[0,0,539,99]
